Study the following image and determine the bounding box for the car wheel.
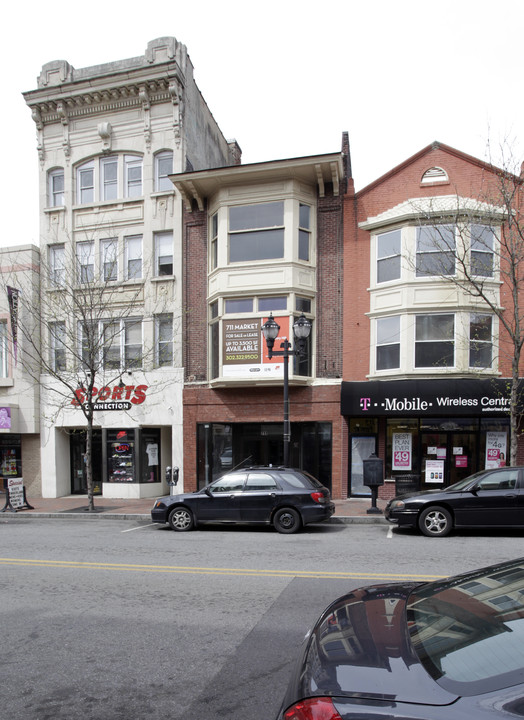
[168,507,194,532]
[418,506,452,537]
[273,508,302,534]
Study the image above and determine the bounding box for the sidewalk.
[1,493,388,523]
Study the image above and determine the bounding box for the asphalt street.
[1,516,522,719]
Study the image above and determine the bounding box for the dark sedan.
[151,467,335,534]
[277,556,524,719]
[385,466,524,537]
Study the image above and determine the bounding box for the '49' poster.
[392,433,412,471]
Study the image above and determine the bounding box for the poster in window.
[222,316,290,378]
[392,433,412,471]
[425,459,444,483]
[486,431,507,469]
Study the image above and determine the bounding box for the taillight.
[283,697,342,720]
[310,492,325,504]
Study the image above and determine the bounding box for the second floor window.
[50,322,66,371]
[415,314,455,368]
[376,316,400,370]
[99,319,143,370]
[470,314,493,368]
[100,238,118,282]
[156,315,173,366]
[229,201,284,262]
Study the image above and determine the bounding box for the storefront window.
[0,435,21,478]
[107,429,136,483]
[139,429,161,483]
[386,419,419,478]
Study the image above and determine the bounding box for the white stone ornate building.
[22,37,238,498]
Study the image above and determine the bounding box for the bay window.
[377,229,401,283]
[376,316,400,370]
[229,201,284,262]
[416,225,455,277]
[415,314,455,368]
[471,224,494,277]
[470,314,492,368]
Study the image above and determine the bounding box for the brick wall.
[182,202,208,381]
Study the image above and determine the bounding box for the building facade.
[171,135,350,497]
[342,142,524,499]
[23,37,238,498]
[0,246,41,500]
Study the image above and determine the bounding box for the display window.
[0,435,21,478]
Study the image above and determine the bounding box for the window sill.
[151,275,175,282]
[0,378,14,387]
[72,197,144,211]
[44,206,66,214]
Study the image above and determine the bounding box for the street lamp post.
[261,313,312,466]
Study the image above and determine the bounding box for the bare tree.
[4,239,174,511]
[407,147,524,464]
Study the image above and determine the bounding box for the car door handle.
[504,494,517,498]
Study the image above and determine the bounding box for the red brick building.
[171,135,351,497]
[342,142,524,500]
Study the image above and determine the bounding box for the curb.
[2,512,388,524]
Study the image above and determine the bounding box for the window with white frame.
[299,204,311,261]
[125,155,143,198]
[471,224,494,277]
[210,212,218,270]
[156,314,173,366]
[76,155,143,204]
[76,241,95,283]
[49,245,65,287]
[101,319,142,370]
[376,316,400,370]
[48,168,65,207]
[50,322,66,371]
[100,156,118,201]
[154,150,173,192]
[100,238,118,282]
[124,235,142,280]
[80,321,97,369]
[0,322,8,378]
[470,314,493,368]
[415,314,455,368]
[125,320,142,368]
[229,202,284,262]
[77,161,95,203]
[154,232,173,276]
[416,225,456,277]
[103,321,121,370]
[377,229,401,283]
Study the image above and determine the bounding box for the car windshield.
[443,471,487,491]
[407,559,524,696]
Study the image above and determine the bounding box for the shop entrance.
[420,429,478,488]
[70,430,103,495]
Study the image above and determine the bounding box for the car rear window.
[407,560,524,696]
[279,471,322,489]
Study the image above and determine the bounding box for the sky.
[2,0,523,248]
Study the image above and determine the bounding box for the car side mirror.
[204,486,213,497]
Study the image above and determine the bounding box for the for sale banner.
[222,316,290,378]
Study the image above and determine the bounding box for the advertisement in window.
[222,316,290,378]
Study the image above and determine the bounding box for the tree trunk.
[86,411,95,512]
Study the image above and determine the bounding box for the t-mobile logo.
[360,397,371,411]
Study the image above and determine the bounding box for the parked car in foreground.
[151,467,335,534]
[385,466,524,537]
[277,556,524,719]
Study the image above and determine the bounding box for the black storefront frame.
[342,378,518,495]
[196,421,332,490]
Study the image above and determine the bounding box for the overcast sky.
[2,0,523,248]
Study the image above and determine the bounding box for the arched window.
[48,168,65,207]
[154,150,173,192]
[421,167,448,184]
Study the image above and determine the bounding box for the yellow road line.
[0,557,443,581]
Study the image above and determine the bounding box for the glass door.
[350,436,376,496]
